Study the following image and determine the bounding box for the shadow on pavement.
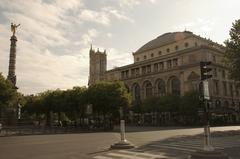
[132,130,240,159]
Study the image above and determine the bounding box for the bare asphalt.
[0,126,239,159]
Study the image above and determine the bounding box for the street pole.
[203,100,214,151]
[110,107,134,149]
[190,61,230,159]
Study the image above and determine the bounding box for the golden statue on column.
[11,23,20,36]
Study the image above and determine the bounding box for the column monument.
[7,23,20,88]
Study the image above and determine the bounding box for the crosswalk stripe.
[119,150,163,158]
[107,152,146,159]
[149,144,197,152]
[93,156,113,159]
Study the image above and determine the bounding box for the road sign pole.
[190,61,230,158]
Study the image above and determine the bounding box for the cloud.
[0,0,88,94]
[81,29,99,45]
[0,0,154,95]
[79,9,111,25]
[173,18,216,35]
[79,7,134,26]
[119,0,140,8]
[107,48,133,70]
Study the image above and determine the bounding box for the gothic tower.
[7,35,18,87]
[88,45,107,86]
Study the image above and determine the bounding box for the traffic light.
[200,61,212,80]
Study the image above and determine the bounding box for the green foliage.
[142,95,180,113]
[224,19,240,80]
[87,81,131,117]
[180,91,199,115]
[0,73,17,109]
[140,92,199,125]
[22,81,131,128]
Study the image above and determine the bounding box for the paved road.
[0,126,240,159]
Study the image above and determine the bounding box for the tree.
[64,86,87,126]
[87,81,131,127]
[0,73,18,123]
[179,91,199,125]
[224,19,240,81]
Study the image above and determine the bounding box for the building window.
[236,85,239,96]
[154,63,158,72]
[144,81,153,98]
[121,71,124,79]
[147,65,151,73]
[224,101,229,108]
[166,48,170,53]
[142,66,146,74]
[136,68,140,76]
[214,80,219,95]
[185,42,189,48]
[213,55,216,62]
[132,83,140,101]
[173,58,178,67]
[159,62,164,70]
[167,60,172,69]
[157,79,166,96]
[229,83,233,97]
[158,51,162,55]
[175,45,179,51]
[151,53,154,57]
[131,69,135,77]
[171,77,181,96]
[215,100,221,108]
[125,70,129,78]
[144,55,147,60]
[222,70,226,78]
[136,57,139,62]
[195,42,198,46]
[213,68,217,77]
[223,81,227,96]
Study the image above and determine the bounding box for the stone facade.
[89,31,240,121]
[88,46,107,86]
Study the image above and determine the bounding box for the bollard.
[110,119,134,149]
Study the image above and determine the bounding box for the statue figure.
[11,23,20,36]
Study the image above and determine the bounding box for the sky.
[0,0,239,95]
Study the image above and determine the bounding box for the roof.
[134,31,194,54]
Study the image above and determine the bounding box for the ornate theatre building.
[89,31,240,124]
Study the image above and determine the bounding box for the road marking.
[107,152,147,159]
[119,150,164,158]
[149,144,196,152]
[93,156,113,159]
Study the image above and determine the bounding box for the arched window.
[132,83,141,101]
[224,101,229,108]
[143,81,152,98]
[169,77,181,96]
[156,79,165,96]
[187,72,200,91]
[215,100,221,108]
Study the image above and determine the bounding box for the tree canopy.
[0,73,17,110]
[224,19,240,81]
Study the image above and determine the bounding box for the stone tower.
[88,46,107,86]
[7,35,18,87]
